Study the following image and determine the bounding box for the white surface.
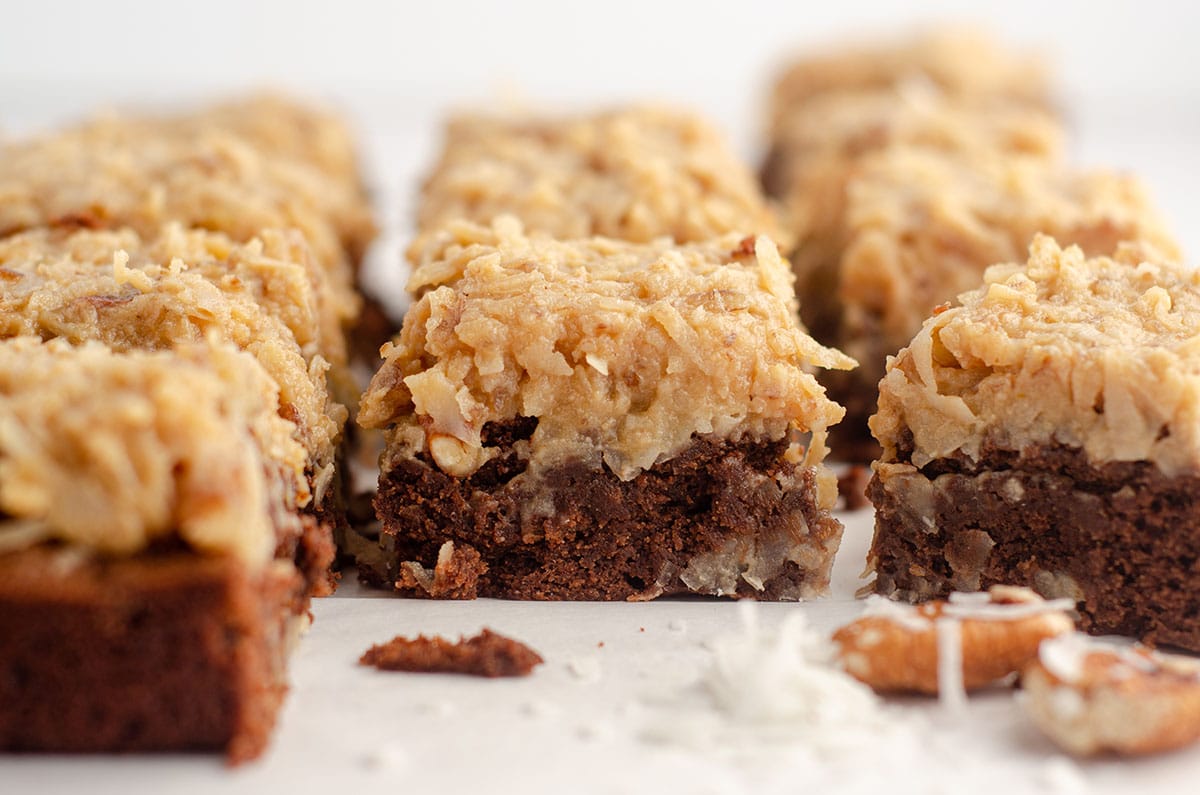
[4,512,1200,794]
[3,3,1200,792]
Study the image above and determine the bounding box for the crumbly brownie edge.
[368,423,843,601]
[867,443,1200,651]
[0,548,302,763]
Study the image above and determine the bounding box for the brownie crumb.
[359,629,543,678]
[837,465,870,510]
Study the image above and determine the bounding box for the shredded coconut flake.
[642,603,889,754]
[111,249,151,292]
[936,617,967,712]
[519,700,561,719]
[0,519,51,552]
[638,602,1098,790]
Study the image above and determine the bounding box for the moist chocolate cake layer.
[370,420,841,601]
[0,550,300,763]
[869,442,1200,651]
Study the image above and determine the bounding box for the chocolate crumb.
[359,628,543,677]
[838,465,870,510]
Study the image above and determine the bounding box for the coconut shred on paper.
[637,602,1091,795]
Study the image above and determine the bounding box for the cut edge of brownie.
[364,419,842,601]
[0,547,304,763]
[867,440,1200,651]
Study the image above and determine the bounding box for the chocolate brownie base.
[0,548,301,763]
[868,441,1200,651]
[369,420,842,600]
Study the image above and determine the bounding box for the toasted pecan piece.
[833,585,1075,695]
[1022,634,1200,756]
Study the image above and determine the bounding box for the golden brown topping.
[0,338,307,564]
[0,226,346,493]
[0,103,372,320]
[361,218,852,485]
[767,27,1052,136]
[411,105,786,257]
[873,237,1200,474]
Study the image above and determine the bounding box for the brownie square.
[761,32,1178,460]
[867,236,1200,650]
[0,339,314,760]
[410,105,786,258]
[359,219,854,600]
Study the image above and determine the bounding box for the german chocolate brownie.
[409,105,786,260]
[762,58,1061,201]
[765,27,1053,140]
[0,96,374,760]
[867,236,1200,651]
[760,30,1182,460]
[761,29,1056,457]
[819,150,1178,459]
[358,218,854,600]
[763,86,1064,360]
[0,339,312,761]
[0,98,376,377]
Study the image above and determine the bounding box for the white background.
[2,2,1199,793]
[3,0,1199,256]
